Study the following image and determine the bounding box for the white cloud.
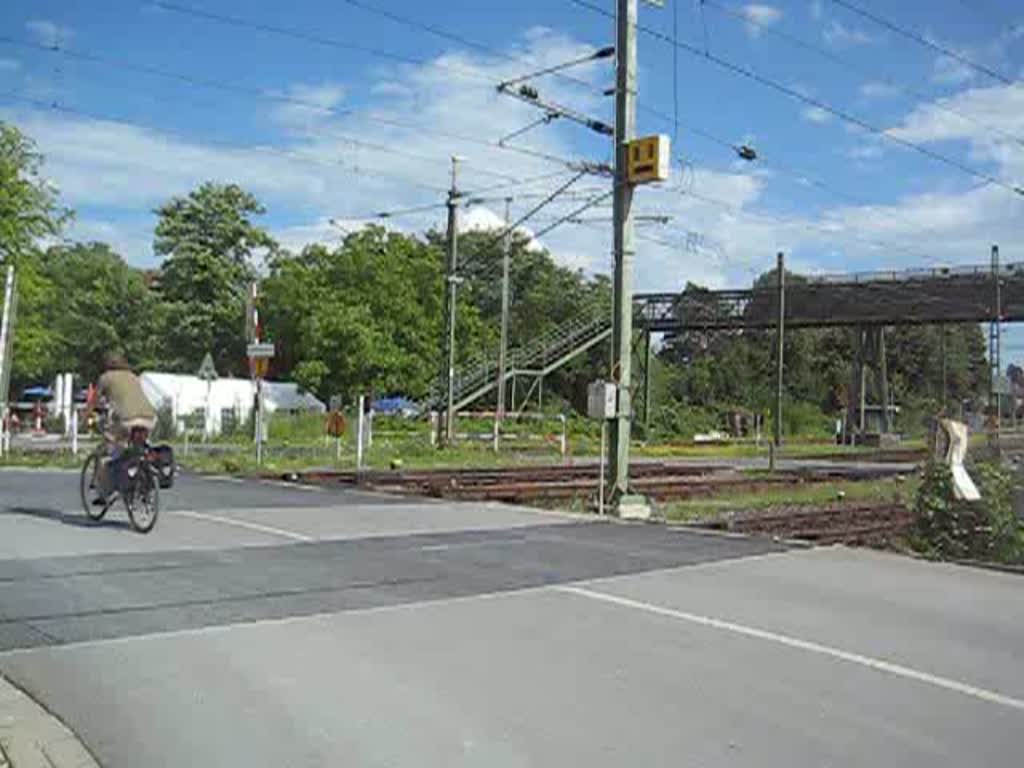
[887,83,1024,150]
[822,19,876,48]
[68,218,156,265]
[742,4,783,38]
[801,106,832,124]
[271,82,347,134]
[932,54,976,86]
[273,218,345,255]
[859,81,899,100]
[847,144,883,160]
[0,58,21,73]
[8,23,1018,295]
[26,19,73,48]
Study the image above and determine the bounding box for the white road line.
[260,480,324,492]
[555,584,1024,713]
[170,509,314,542]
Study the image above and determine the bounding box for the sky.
[1,0,1022,353]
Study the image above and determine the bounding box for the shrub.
[152,404,175,442]
[912,460,1023,563]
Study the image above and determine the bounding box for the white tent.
[141,372,324,437]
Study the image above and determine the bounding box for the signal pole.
[442,157,461,445]
[608,0,639,507]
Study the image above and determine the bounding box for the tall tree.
[0,122,72,388]
[154,183,275,374]
[0,122,69,267]
[40,242,159,381]
[262,227,488,402]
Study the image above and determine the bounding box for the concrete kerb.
[0,673,99,768]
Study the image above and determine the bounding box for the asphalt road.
[1,468,1021,767]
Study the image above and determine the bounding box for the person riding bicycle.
[87,354,157,502]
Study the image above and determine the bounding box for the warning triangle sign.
[197,352,219,382]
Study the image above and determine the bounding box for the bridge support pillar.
[848,326,893,442]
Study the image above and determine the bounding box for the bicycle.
[79,425,163,533]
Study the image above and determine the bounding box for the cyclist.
[86,353,157,503]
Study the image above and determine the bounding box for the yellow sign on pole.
[626,134,671,184]
[250,357,270,378]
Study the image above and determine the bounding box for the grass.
[663,475,920,524]
[0,450,84,470]
[1,408,928,477]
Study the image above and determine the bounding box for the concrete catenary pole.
[496,197,513,424]
[608,0,639,503]
[442,157,461,445]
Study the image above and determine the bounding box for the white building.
[140,372,324,437]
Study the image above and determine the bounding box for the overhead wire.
[831,0,1019,85]
[149,0,937,230]
[147,0,1024,236]
[0,90,452,194]
[702,0,1024,148]
[333,181,609,224]
[0,36,601,185]
[333,0,604,94]
[676,186,943,264]
[567,0,1024,197]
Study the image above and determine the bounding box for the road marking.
[555,584,1024,713]
[170,509,314,542]
[260,479,324,492]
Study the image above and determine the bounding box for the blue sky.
[0,1,1022,325]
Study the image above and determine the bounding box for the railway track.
[699,504,914,546]
[290,461,910,504]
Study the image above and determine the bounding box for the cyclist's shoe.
[91,496,106,506]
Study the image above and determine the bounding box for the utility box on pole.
[587,381,617,420]
[626,134,671,184]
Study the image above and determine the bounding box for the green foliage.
[152,403,176,442]
[0,122,993,451]
[912,461,1023,563]
[0,122,69,266]
[266,411,327,445]
[659,271,987,439]
[154,182,275,375]
[46,243,158,378]
[451,229,611,413]
[262,227,485,402]
[648,401,719,441]
[780,399,832,439]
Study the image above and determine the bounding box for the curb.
[949,558,1024,576]
[0,674,99,768]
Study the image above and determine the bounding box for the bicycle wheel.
[80,452,110,521]
[125,466,159,533]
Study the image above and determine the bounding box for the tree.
[0,122,72,388]
[0,122,69,267]
[450,228,612,411]
[41,242,159,380]
[154,183,275,374]
[262,227,486,402]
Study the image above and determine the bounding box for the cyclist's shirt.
[97,370,156,422]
